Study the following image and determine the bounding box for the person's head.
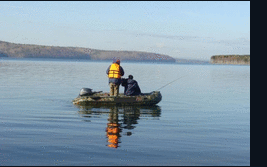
[128,75,133,79]
[113,58,120,65]
[116,59,120,65]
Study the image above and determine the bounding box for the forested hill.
[0,41,176,62]
[210,55,250,65]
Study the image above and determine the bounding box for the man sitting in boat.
[121,75,141,96]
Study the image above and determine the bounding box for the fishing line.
[156,75,187,91]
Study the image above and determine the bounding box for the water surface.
[0,58,250,165]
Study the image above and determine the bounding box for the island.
[0,41,176,63]
[210,55,250,65]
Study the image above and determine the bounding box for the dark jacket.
[121,78,141,96]
[106,63,124,85]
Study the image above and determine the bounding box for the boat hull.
[73,91,162,106]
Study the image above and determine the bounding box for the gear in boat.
[73,88,162,106]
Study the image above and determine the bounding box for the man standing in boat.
[106,58,124,96]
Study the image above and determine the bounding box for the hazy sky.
[0,1,250,60]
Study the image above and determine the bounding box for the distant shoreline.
[1,56,249,66]
[0,56,176,63]
[0,40,175,63]
[0,40,250,65]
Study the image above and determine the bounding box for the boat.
[72,88,162,106]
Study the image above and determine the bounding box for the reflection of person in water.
[121,106,140,135]
[106,106,121,148]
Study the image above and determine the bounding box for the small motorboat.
[73,88,162,106]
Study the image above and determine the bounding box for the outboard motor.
[79,88,93,96]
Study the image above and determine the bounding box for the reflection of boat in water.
[76,105,162,118]
[76,105,161,148]
[72,88,162,106]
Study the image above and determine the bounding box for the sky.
[0,1,250,60]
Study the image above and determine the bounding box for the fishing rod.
[156,75,187,91]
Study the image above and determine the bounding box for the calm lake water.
[0,58,250,166]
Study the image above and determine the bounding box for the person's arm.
[106,65,111,75]
[136,81,141,94]
[120,66,124,76]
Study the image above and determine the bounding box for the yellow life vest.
[108,63,121,78]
